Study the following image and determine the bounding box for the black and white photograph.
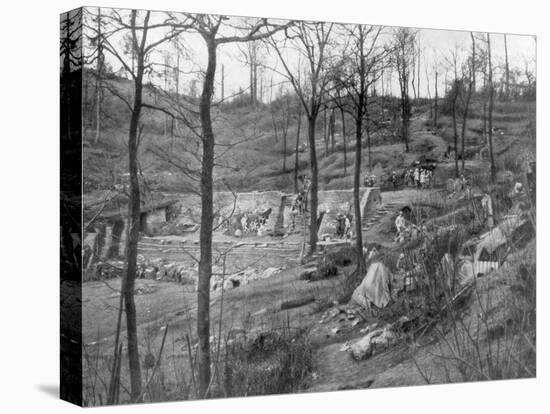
[57,2,537,409]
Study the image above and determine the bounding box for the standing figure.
[240,214,248,234]
[395,211,406,236]
[419,169,426,188]
[344,215,352,239]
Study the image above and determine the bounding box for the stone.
[252,308,267,317]
[350,325,397,361]
[223,278,236,291]
[299,266,318,280]
[259,267,280,279]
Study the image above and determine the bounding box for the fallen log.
[280,295,315,311]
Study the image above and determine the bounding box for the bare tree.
[269,21,334,254]
[393,28,416,152]
[239,40,265,105]
[334,24,388,274]
[83,7,106,145]
[459,33,475,171]
[294,97,303,192]
[99,9,188,401]
[330,59,349,176]
[169,15,290,397]
[504,33,510,100]
[474,32,496,181]
[282,95,292,172]
[433,59,439,127]
[449,78,460,178]
[487,32,496,181]
[417,37,421,99]
[270,90,292,172]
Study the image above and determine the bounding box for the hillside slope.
[83,74,536,200]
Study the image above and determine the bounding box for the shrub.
[315,255,338,280]
[221,328,314,397]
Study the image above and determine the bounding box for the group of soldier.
[404,166,434,189]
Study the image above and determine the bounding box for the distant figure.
[241,214,248,233]
[419,169,426,188]
[298,193,307,215]
[336,214,345,238]
[396,252,406,271]
[395,211,406,235]
[303,175,311,192]
[425,169,433,187]
[513,182,524,195]
[289,204,299,231]
[344,215,352,239]
[481,194,494,228]
[257,224,265,237]
[317,210,327,230]
[391,171,398,189]
[413,168,420,188]
[368,247,378,260]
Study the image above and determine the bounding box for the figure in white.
[395,211,406,235]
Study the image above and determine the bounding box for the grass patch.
[221,328,314,397]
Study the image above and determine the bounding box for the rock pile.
[85,254,282,292]
[135,254,282,292]
[211,266,282,291]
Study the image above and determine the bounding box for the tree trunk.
[399,61,410,152]
[307,116,318,254]
[221,64,225,102]
[354,113,364,275]
[461,34,475,171]
[367,121,372,172]
[487,33,496,181]
[452,86,459,178]
[411,57,417,100]
[94,8,102,146]
[125,46,144,405]
[323,108,328,157]
[417,42,421,99]
[434,70,438,127]
[330,109,335,153]
[252,43,256,106]
[402,92,410,152]
[340,107,347,177]
[294,108,302,193]
[197,37,216,398]
[471,34,476,93]
[282,116,287,173]
[504,34,510,100]
[253,59,258,106]
[461,80,473,172]
[482,70,488,144]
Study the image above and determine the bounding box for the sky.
[85,7,536,101]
